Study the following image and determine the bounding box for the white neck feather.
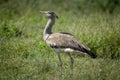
[43,17,55,41]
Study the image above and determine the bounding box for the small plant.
[0,20,22,38]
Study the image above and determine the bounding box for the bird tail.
[87,51,97,58]
[83,49,97,58]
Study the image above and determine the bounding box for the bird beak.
[40,11,59,19]
[40,11,46,14]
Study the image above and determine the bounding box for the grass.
[0,0,120,80]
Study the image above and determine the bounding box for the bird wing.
[46,33,90,52]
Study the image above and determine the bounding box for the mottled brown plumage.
[46,33,89,50]
[46,33,96,58]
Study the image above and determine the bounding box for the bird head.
[40,11,58,19]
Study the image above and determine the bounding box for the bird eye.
[48,11,54,14]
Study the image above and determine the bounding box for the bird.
[40,11,97,69]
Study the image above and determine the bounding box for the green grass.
[0,0,120,80]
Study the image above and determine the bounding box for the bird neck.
[43,17,55,40]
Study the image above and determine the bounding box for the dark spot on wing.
[60,32,73,35]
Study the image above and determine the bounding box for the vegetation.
[0,0,120,80]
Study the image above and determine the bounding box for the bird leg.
[56,53,62,67]
[56,53,63,75]
[68,53,74,70]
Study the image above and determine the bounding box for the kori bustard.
[40,11,96,69]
